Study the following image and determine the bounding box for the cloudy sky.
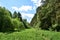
[0,0,42,23]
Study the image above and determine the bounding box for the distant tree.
[13,11,18,18]
[18,12,22,21]
[22,19,29,28]
[17,12,28,28]
[8,11,12,17]
[23,19,27,23]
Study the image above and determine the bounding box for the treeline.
[30,0,60,31]
[0,7,30,32]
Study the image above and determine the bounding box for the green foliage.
[12,18,25,31]
[1,16,14,32]
[0,28,60,40]
[0,7,14,32]
[22,19,31,28]
[17,12,22,21]
[0,7,29,32]
[31,0,60,31]
[30,14,37,27]
[13,11,18,18]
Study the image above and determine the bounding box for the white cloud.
[31,0,42,7]
[21,12,34,22]
[33,6,36,10]
[21,13,34,18]
[12,7,18,10]
[19,5,32,11]
[12,5,33,12]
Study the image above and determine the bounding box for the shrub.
[0,16,14,32]
[12,18,25,31]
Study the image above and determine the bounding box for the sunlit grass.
[0,28,60,40]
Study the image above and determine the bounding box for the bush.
[51,24,60,31]
[12,18,25,31]
[0,16,14,32]
[0,7,14,32]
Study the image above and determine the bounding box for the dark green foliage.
[30,0,60,31]
[1,16,14,32]
[23,19,31,28]
[30,14,37,27]
[13,11,18,18]
[17,12,29,28]
[17,12,22,21]
[0,7,29,32]
[40,15,52,30]
[0,7,14,32]
[22,19,29,28]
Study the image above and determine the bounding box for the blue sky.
[0,0,42,23]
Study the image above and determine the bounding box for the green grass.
[0,28,60,40]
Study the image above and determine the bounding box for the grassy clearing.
[0,28,60,40]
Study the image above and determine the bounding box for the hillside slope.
[0,28,60,40]
[30,0,60,30]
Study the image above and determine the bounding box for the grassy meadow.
[0,28,60,40]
